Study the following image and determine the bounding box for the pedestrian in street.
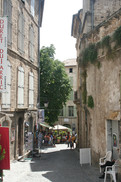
[99,159,115,179]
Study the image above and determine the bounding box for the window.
[29,26,34,61]
[31,0,35,17]
[18,12,25,53]
[2,121,9,127]
[18,66,24,107]
[59,108,63,116]
[69,90,74,100]
[69,68,73,73]
[68,106,74,117]
[3,0,12,45]
[29,72,34,108]
[2,61,11,108]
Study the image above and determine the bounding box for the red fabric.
[0,127,10,170]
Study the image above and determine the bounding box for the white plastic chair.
[99,151,112,173]
[104,159,119,182]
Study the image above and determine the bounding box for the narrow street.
[3,144,101,182]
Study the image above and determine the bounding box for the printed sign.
[0,17,7,92]
[38,109,45,123]
[0,127,10,170]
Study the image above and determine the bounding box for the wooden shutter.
[18,67,24,107]
[29,72,34,108]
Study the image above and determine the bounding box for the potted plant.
[0,137,6,181]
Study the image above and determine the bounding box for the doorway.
[18,117,23,156]
[107,120,119,159]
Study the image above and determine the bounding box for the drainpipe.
[38,0,41,110]
[91,0,94,30]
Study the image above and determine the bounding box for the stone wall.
[79,7,121,163]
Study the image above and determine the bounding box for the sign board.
[0,17,7,92]
[0,127,10,170]
[38,109,44,123]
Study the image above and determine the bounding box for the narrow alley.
[3,144,102,182]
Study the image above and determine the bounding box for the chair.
[99,151,112,173]
[104,159,119,182]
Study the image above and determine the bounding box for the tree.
[40,44,72,125]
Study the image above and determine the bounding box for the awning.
[39,122,50,128]
[106,111,120,120]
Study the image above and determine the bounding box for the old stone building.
[56,59,77,133]
[72,0,121,168]
[0,0,45,160]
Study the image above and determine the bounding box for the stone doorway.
[18,117,23,156]
[107,120,119,159]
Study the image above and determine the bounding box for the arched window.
[3,0,12,45]
[2,61,11,108]
[18,66,24,107]
[29,72,34,108]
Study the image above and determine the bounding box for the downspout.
[38,0,41,109]
[91,0,94,30]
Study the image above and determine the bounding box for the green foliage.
[87,95,94,108]
[82,44,98,66]
[40,44,72,125]
[0,144,6,161]
[101,35,111,48]
[113,25,121,46]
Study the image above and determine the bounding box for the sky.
[40,0,83,62]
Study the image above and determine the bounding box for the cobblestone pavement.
[3,144,103,182]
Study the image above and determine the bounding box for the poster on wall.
[25,132,33,151]
[0,127,10,170]
[37,109,44,123]
[0,17,8,92]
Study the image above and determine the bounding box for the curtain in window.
[29,72,34,108]
[3,0,12,45]
[29,26,34,61]
[2,61,11,108]
[18,66,24,107]
[18,12,25,53]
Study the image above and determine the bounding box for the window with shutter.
[31,0,35,17]
[29,26,34,61]
[29,72,34,108]
[68,106,74,117]
[2,61,11,108]
[18,67,24,107]
[3,0,12,45]
[18,12,25,53]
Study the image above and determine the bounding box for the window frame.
[68,106,74,117]
[18,12,25,54]
[3,0,12,46]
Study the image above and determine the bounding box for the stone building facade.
[56,59,77,134]
[0,0,45,160]
[72,0,121,169]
